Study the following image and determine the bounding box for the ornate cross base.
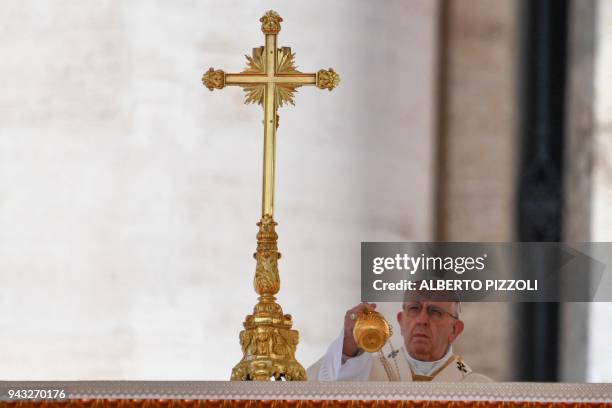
[230,311,306,381]
[230,215,306,381]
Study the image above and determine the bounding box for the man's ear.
[397,311,404,325]
[450,319,465,342]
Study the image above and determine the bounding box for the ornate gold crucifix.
[202,11,339,381]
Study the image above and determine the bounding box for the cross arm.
[202,67,340,91]
[225,73,316,86]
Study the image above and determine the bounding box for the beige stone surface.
[0,1,439,379]
[589,0,612,382]
[435,0,518,381]
[561,0,596,382]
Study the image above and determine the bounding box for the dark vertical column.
[434,0,450,242]
[516,0,569,381]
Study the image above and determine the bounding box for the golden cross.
[201,10,339,381]
[202,10,339,218]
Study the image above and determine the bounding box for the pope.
[307,290,492,382]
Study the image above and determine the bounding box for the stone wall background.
[0,0,439,379]
[3,0,607,382]
[434,0,518,382]
[589,0,612,382]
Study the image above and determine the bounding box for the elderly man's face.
[397,301,464,361]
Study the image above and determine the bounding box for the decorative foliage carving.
[233,325,306,381]
[243,47,265,73]
[253,214,280,295]
[275,84,299,108]
[316,68,341,91]
[254,253,280,295]
[240,47,302,107]
[276,47,299,74]
[201,68,225,90]
[242,84,300,108]
[260,10,282,34]
[230,214,306,381]
[243,84,265,106]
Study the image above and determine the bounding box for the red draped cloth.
[1,382,610,407]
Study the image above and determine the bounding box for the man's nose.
[414,307,430,324]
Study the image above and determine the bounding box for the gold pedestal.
[231,215,306,381]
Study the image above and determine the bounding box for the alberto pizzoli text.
[373,279,538,292]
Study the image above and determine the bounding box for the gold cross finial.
[260,10,282,34]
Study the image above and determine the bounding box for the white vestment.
[307,330,492,382]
